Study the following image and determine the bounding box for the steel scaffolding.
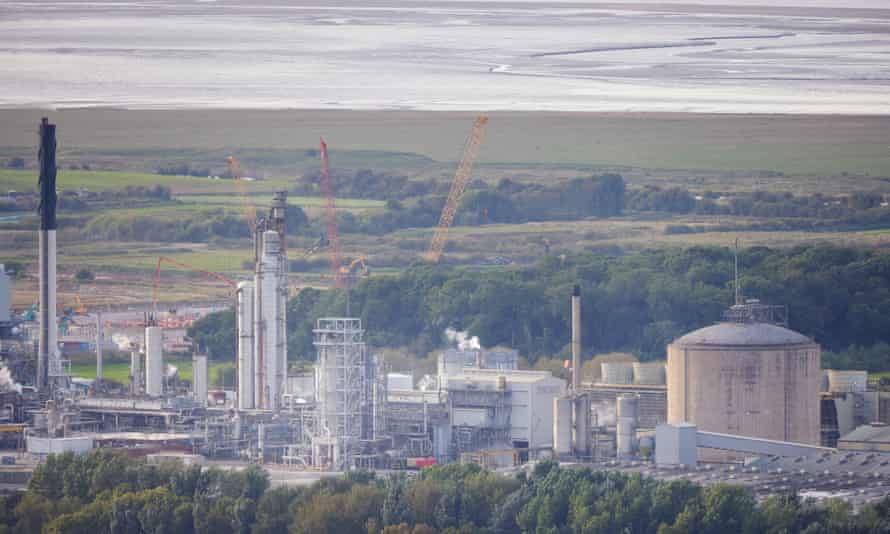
[311,318,372,470]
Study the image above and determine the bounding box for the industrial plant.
[2,118,890,506]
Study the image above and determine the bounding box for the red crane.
[319,138,343,288]
[152,256,237,313]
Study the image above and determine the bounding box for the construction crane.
[227,155,257,232]
[73,295,87,315]
[340,256,370,279]
[426,115,489,263]
[339,256,370,316]
[319,138,343,288]
[152,256,237,313]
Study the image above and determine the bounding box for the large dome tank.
[667,320,820,447]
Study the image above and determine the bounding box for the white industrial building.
[445,369,565,453]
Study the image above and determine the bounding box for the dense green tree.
[187,244,890,366]
[254,487,301,534]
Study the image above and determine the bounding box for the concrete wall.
[27,435,93,455]
[667,342,820,446]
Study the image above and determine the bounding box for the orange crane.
[426,116,489,263]
[227,155,257,232]
[319,138,343,288]
[152,256,237,313]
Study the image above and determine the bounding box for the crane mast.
[426,116,489,263]
[227,155,257,234]
[319,138,343,288]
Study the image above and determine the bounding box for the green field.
[70,358,234,386]
[0,169,296,195]
[3,109,890,178]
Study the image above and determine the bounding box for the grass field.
[3,108,890,310]
[0,169,298,194]
[70,358,234,386]
[3,109,890,177]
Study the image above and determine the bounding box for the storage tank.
[633,362,666,385]
[601,362,634,385]
[144,326,163,397]
[667,321,820,447]
[616,394,639,458]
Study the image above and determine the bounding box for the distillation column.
[144,325,164,397]
[254,230,284,410]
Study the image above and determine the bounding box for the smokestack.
[96,312,103,385]
[37,118,57,392]
[571,285,581,391]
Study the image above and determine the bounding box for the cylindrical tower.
[237,281,255,409]
[571,285,581,391]
[254,230,283,410]
[144,326,164,397]
[37,118,57,393]
[616,394,639,458]
[667,321,820,446]
[129,344,143,396]
[193,353,208,405]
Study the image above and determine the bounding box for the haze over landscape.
[5,2,890,533]
[2,0,890,112]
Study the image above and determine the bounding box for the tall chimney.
[37,118,57,392]
[571,285,581,391]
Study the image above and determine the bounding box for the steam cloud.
[0,367,23,394]
[445,328,481,350]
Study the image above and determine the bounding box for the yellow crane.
[426,116,489,263]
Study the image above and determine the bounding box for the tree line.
[5,451,890,534]
[22,170,889,242]
[188,244,890,369]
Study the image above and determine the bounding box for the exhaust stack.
[571,285,581,391]
[37,118,57,392]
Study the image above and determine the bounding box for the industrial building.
[6,118,890,511]
[667,301,822,457]
[820,370,880,447]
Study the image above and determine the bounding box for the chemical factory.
[3,118,890,504]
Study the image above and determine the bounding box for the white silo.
[144,326,164,397]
